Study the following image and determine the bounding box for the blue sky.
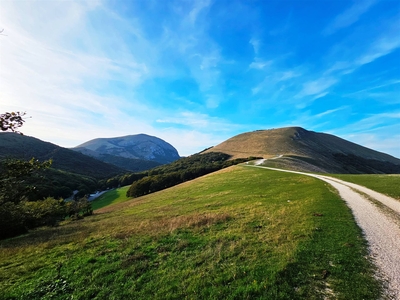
[0,0,399,157]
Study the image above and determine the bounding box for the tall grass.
[0,166,382,299]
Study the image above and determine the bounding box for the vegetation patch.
[330,174,400,200]
[0,166,382,299]
[126,152,260,198]
[91,186,131,211]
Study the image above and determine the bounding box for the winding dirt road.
[250,163,400,298]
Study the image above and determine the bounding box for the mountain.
[0,132,124,179]
[205,127,400,174]
[73,134,181,166]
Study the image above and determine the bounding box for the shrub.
[0,201,27,239]
[22,197,66,228]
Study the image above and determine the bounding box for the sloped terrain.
[206,127,400,174]
[73,148,162,172]
[0,166,382,299]
[0,133,124,179]
[73,134,180,165]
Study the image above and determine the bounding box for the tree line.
[126,153,261,198]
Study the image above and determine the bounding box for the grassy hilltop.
[205,127,400,174]
[0,166,382,299]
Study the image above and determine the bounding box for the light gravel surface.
[250,163,400,299]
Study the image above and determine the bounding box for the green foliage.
[0,112,94,239]
[0,158,52,204]
[65,197,93,219]
[23,198,67,228]
[100,172,147,189]
[0,201,26,238]
[0,157,93,239]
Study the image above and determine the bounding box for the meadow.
[330,174,400,200]
[0,166,382,299]
[90,186,131,211]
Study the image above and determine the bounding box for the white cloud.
[356,31,400,66]
[249,61,271,70]
[188,0,211,25]
[323,0,377,35]
[157,129,228,157]
[314,106,347,118]
[249,38,260,54]
[298,78,337,97]
[156,111,232,130]
[279,71,300,81]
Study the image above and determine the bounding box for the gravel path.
[250,164,400,298]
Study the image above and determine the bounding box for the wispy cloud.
[355,24,400,66]
[341,112,400,133]
[156,111,233,131]
[323,0,377,35]
[298,78,337,98]
[314,106,347,118]
[188,0,211,24]
[249,38,260,55]
[249,60,272,70]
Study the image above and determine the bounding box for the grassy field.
[0,166,382,299]
[90,186,131,211]
[330,174,400,200]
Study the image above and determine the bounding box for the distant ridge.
[0,132,124,179]
[205,127,400,174]
[73,134,180,167]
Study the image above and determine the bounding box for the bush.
[66,197,93,220]
[22,197,66,228]
[0,201,27,239]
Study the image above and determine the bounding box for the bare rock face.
[74,134,180,164]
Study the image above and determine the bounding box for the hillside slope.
[0,166,382,299]
[205,127,400,174]
[73,134,180,165]
[0,132,124,179]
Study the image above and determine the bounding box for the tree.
[0,111,92,239]
[0,111,27,134]
[0,158,52,204]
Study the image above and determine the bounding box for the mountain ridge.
[0,132,124,179]
[205,127,400,174]
[73,134,180,165]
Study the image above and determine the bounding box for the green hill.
[0,133,125,179]
[0,133,126,199]
[0,166,382,299]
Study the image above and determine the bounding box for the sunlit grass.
[0,166,382,299]
[330,174,400,200]
[90,186,131,210]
